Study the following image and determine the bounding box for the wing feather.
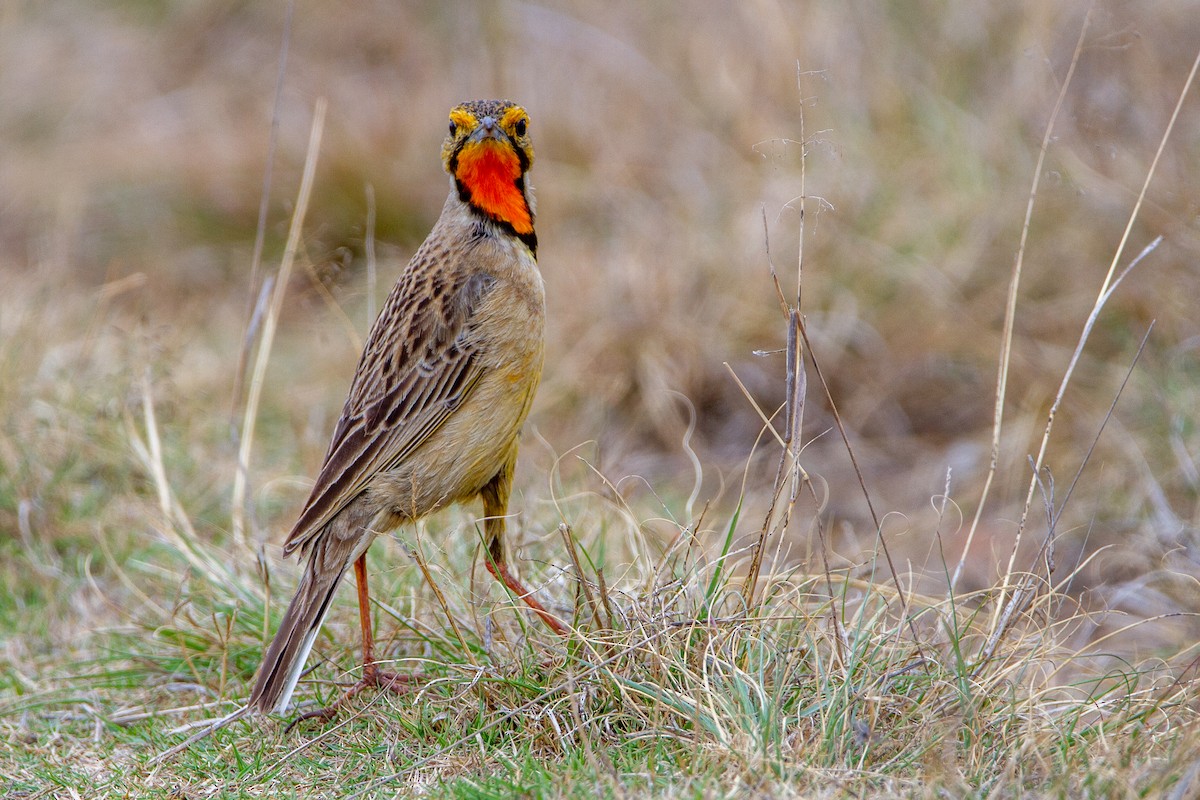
[282,260,497,558]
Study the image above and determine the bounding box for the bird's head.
[442,100,535,237]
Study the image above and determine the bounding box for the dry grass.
[2,1,1199,797]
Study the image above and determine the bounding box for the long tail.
[249,531,369,714]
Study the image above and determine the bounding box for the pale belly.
[364,277,545,524]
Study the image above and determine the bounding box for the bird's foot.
[284,665,420,732]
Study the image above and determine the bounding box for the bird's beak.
[467,116,508,144]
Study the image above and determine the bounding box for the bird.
[248,99,566,722]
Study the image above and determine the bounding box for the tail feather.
[249,559,349,714]
[250,526,373,715]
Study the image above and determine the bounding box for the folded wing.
[282,265,498,559]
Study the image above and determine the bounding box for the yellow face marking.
[500,106,528,135]
[449,107,477,133]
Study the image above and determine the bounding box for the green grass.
[2,371,1196,798]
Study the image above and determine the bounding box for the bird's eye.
[448,121,457,136]
[514,118,527,137]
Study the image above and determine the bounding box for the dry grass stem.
[231,0,295,416]
[985,39,1199,660]
[231,97,328,549]
[953,9,1093,594]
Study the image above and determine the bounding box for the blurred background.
[1,1,1198,648]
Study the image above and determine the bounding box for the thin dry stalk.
[983,41,1197,658]
[595,567,617,631]
[742,310,804,607]
[230,98,327,549]
[365,182,378,324]
[741,66,812,609]
[405,540,476,665]
[740,67,926,669]
[559,523,605,628]
[230,1,294,417]
[952,10,1092,593]
[1035,325,1156,584]
[724,363,788,452]
[980,242,1163,664]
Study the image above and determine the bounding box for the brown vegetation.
[2,2,1198,796]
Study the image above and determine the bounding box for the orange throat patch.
[455,141,533,235]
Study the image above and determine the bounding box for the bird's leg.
[354,553,382,682]
[481,464,569,636]
[348,554,420,691]
[285,553,419,731]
